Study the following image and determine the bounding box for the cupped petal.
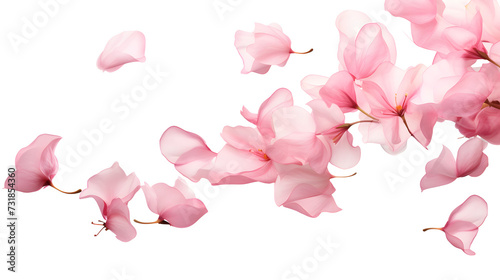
[97,31,146,72]
[80,162,140,216]
[330,132,361,169]
[160,199,208,228]
[256,88,294,139]
[319,71,358,112]
[105,199,137,242]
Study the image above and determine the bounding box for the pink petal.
[142,181,207,228]
[307,99,345,134]
[301,75,329,99]
[330,132,361,169]
[475,107,500,144]
[4,134,61,193]
[255,88,294,139]
[443,195,488,255]
[105,198,137,242]
[235,30,271,74]
[456,137,488,177]
[97,31,146,72]
[160,126,217,182]
[319,71,358,113]
[274,164,341,217]
[420,146,458,191]
[221,126,265,151]
[80,162,140,217]
[385,0,437,24]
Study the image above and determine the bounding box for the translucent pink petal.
[307,99,345,134]
[160,126,217,182]
[443,195,488,255]
[97,31,146,72]
[475,107,500,144]
[4,134,61,193]
[274,164,340,217]
[80,162,140,217]
[420,146,458,191]
[404,103,438,147]
[301,75,329,99]
[319,71,358,113]
[240,106,258,125]
[330,132,361,169]
[385,0,437,24]
[256,88,294,139]
[220,126,265,151]
[235,30,271,74]
[105,199,137,242]
[456,137,488,177]
[142,181,207,228]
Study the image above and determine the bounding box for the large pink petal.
[97,31,146,72]
[80,162,140,217]
[420,146,458,191]
[456,137,488,177]
[256,88,294,139]
[221,126,265,151]
[307,99,345,134]
[105,199,137,242]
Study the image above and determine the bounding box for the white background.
[1,0,500,279]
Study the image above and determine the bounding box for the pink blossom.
[420,137,488,191]
[359,62,437,153]
[80,162,141,216]
[235,23,312,74]
[424,195,488,255]
[97,31,146,72]
[139,179,207,228]
[274,164,341,218]
[4,134,81,194]
[336,10,396,80]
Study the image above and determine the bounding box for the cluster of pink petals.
[424,195,488,255]
[161,88,356,217]
[97,31,146,72]
[235,23,312,74]
[4,134,61,193]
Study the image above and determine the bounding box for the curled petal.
[456,137,488,177]
[420,146,457,191]
[97,31,146,72]
[105,199,137,242]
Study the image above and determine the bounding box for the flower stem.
[293,48,313,54]
[49,182,81,194]
[356,107,378,121]
[134,219,170,225]
[333,172,357,179]
[423,227,442,232]
[484,100,500,110]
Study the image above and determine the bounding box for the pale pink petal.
[443,195,488,255]
[307,99,345,134]
[80,162,140,217]
[256,88,294,139]
[456,137,488,177]
[475,107,500,144]
[240,106,259,125]
[160,126,217,182]
[301,75,329,99]
[5,134,61,193]
[221,126,265,151]
[385,0,437,24]
[274,164,340,218]
[330,132,361,169]
[420,146,458,191]
[105,199,137,242]
[97,31,146,72]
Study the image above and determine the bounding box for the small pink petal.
[301,75,329,99]
[330,132,361,169]
[97,31,146,72]
[105,198,137,242]
[319,71,358,113]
